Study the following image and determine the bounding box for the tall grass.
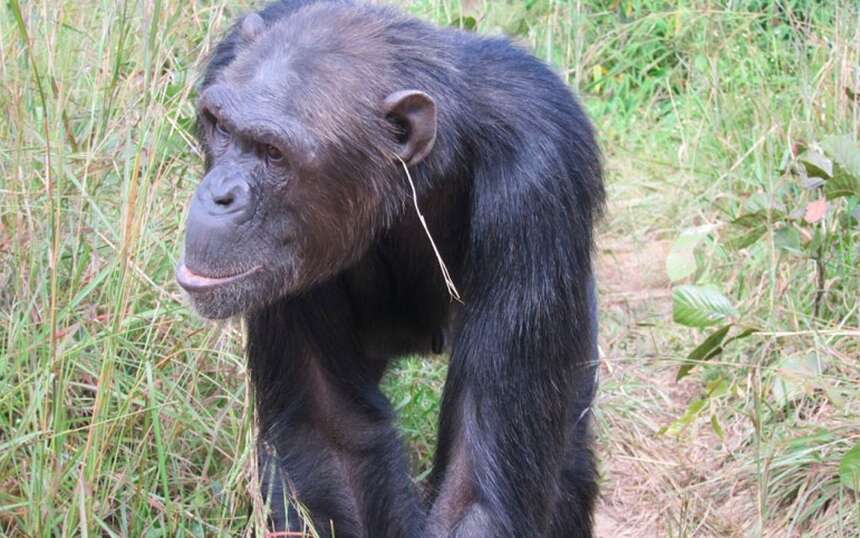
[0,1,857,536]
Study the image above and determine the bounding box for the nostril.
[203,179,251,217]
[213,191,235,207]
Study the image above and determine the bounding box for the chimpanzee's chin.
[186,291,245,320]
[181,272,281,320]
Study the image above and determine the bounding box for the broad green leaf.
[725,225,767,250]
[821,135,860,200]
[825,172,860,200]
[822,135,860,177]
[798,149,833,178]
[774,227,802,255]
[727,226,768,250]
[839,441,860,492]
[666,226,711,282]
[725,211,775,250]
[772,354,824,407]
[672,285,739,328]
[676,324,731,380]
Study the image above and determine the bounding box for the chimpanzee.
[176,1,604,536]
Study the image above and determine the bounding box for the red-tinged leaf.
[803,199,828,223]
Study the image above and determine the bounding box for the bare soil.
[593,237,757,537]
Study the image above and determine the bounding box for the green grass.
[1,0,858,536]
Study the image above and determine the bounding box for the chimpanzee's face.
[176,19,437,319]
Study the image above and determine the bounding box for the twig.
[813,234,827,318]
[396,156,462,302]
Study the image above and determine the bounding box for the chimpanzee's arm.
[248,281,425,538]
[425,134,601,538]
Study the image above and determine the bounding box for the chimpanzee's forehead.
[221,5,393,99]
[221,35,350,112]
[223,38,299,92]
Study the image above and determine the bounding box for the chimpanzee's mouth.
[176,263,261,292]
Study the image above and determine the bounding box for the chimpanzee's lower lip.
[176,263,261,292]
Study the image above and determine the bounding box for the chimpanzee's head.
[176,11,437,319]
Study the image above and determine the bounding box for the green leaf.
[725,211,774,250]
[798,149,833,178]
[772,354,824,407]
[724,327,757,346]
[821,135,860,200]
[705,376,730,398]
[822,135,860,176]
[659,398,706,436]
[673,285,739,328]
[839,441,860,492]
[825,173,860,200]
[666,226,711,282]
[710,414,725,441]
[676,324,731,380]
[774,226,802,255]
[731,211,770,228]
[725,225,767,250]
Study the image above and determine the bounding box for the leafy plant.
[664,134,860,524]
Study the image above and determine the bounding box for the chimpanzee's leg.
[247,281,424,538]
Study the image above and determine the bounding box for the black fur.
[194,2,604,536]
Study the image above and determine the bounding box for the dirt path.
[593,238,673,536]
[593,238,757,537]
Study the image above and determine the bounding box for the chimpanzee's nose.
[209,180,250,214]
[198,169,254,223]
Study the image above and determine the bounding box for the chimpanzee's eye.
[215,120,230,137]
[264,144,284,162]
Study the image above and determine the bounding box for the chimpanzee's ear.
[240,13,266,42]
[383,90,437,166]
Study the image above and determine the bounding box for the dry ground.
[593,237,760,537]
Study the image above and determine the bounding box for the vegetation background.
[1,0,858,536]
